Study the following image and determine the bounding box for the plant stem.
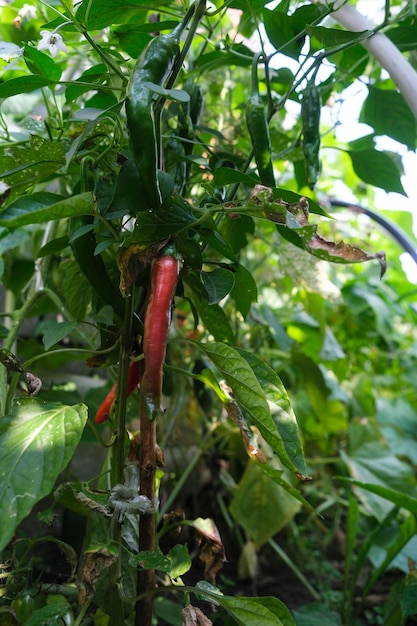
[268,538,321,601]
[136,400,157,625]
[111,293,135,488]
[108,289,135,625]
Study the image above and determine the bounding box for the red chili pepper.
[95,360,140,423]
[141,254,180,420]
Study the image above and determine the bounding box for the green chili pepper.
[301,80,321,189]
[126,19,191,211]
[245,54,275,188]
[70,216,142,333]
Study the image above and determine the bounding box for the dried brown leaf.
[25,371,42,396]
[193,518,227,585]
[182,605,213,625]
[79,546,118,605]
[118,240,169,296]
[306,233,387,277]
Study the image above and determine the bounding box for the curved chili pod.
[125,18,190,210]
[141,252,180,420]
[301,81,321,189]
[95,360,141,423]
[245,55,275,188]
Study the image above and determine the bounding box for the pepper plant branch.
[111,290,135,488]
[314,0,417,120]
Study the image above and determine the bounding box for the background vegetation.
[0,0,417,624]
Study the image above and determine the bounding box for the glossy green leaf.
[263,9,300,59]
[386,24,417,51]
[361,86,416,150]
[213,167,258,187]
[257,463,314,512]
[217,594,296,626]
[23,44,62,82]
[235,348,307,476]
[129,194,196,244]
[196,44,253,72]
[230,263,258,318]
[0,399,87,551]
[128,550,171,571]
[186,274,235,344]
[37,236,70,258]
[196,342,303,471]
[230,460,301,547]
[38,320,78,350]
[198,227,238,262]
[306,25,371,49]
[168,544,192,579]
[75,0,151,30]
[0,192,94,228]
[65,64,108,103]
[114,27,152,58]
[0,136,66,201]
[0,75,55,98]
[347,149,406,195]
[201,267,235,304]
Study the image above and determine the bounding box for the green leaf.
[235,348,307,476]
[339,478,417,516]
[128,550,171,571]
[341,417,417,521]
[0,75,55,98]
[230,263,258,318]
[305,25,371,49]
[38,320,78,350]
[196,342,303,472]
[0,136,66,201]
[65,64,108,103]
[23,44,62,82]
[292,603,342,625]
[168,544,192,579]
[216,594,296,626]
[75,0,151,30]
[198,228,238,262]
[258,463,314,513]
[114,27,152,58]
[361,86,416,150]
[0,192,94,228]
[196,44,253,72]
[37,236,70,258]
[25,602,73,626]
[58,259,91,320]
[364,514,417,599]
[263,9,301,59]
[400,573,417,618]
[0,399,87,551]
[185,274,235,344]
[201,267,235,304]
[229,460,301,547]
[347,149,406,195]
[213,167,259,187]
[129,193,196,244]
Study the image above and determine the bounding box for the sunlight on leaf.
[0,399,87,551]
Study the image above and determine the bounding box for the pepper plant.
[1,1,417,625]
